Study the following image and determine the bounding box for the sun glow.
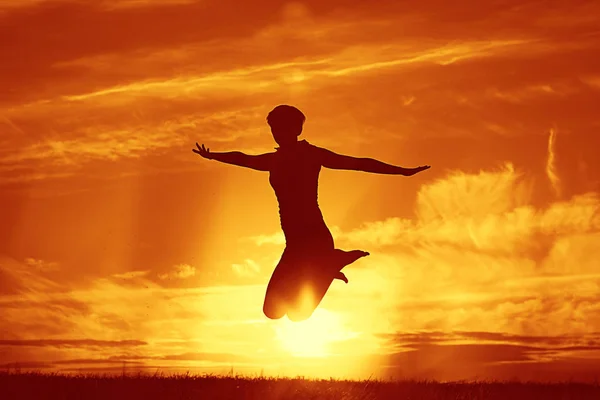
[274,308,357,358]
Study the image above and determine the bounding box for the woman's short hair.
[266,105,306,131]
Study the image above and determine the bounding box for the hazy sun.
[274,308,357,358]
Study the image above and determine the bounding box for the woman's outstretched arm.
[193,143,274,171]
[320,148,430,176]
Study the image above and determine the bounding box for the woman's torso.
[268,140,332,249]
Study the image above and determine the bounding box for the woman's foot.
[331,249,369,283]
[335,249,370,265]
[334,271,348,283]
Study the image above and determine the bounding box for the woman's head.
[267,105,305,147]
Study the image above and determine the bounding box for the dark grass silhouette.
[193,105,430,322]
[2,372,600,400]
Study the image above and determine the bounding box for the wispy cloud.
[232,259,261,277]
[99,0,199,10]
[0,339,147,348]
[23,39,532,112]
[546,128,561,197]
[24,258,60,272]
[381,330,600,349]
[0,126,188,165]
[158,264,196,280]
[371,329,600,381]
[0,0,198,11]
[112,270,150,280]
[0,257,64,294]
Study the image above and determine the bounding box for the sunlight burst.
[274,308,357,358]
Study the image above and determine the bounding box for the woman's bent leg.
[285,277,332,322]
[263,249,296,320]
[263,293,286,320]
[285,250,369,321]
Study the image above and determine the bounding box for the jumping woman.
[193,105,430,322]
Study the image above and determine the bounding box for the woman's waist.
[280,213,331,237]
[279,206,324,224]
[281,223,333,250]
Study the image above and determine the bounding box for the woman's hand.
[407,165,431,176]
[192,143,212,160]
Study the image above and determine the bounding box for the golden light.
[283,70,307,83]
[274,307,358,358]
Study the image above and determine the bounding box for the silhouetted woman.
[193,105,430,322]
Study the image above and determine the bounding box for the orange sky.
[1,0,600,382]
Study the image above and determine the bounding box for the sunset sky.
[1,0,600,382]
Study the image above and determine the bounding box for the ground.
[1,372,599,400]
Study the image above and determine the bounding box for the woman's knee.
[286,304,316,322]
[263,297,286,320]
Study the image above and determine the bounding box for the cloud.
[0,125,189,165]
[354,170,599,344]
[371,330,600,381]
[232,259,261,277]
[380,330,600,350]
[0,255,281,373]
[336,194,600,258]
[246,232,286,246]
[6,39,534,131]
[0,257,63,295]
[0,361,54,369]
[415,163,532,221]
[0,103,271,181]
[112,270,150,280]
[486,84,573,104]
[99,0,199,10]
[0,0,47,10]
[582,75,600,89]
[158,264,196,280]
[0,339,147,348]
[0,0,205,12]
[249,164,599,258]
[24,258,60,272]
[157,351,255,363]
[546,128,561,197]
[52,358,144,365]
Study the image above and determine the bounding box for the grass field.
[1,372,600,400]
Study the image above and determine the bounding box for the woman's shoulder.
[301,140,324,151]
[274,140,326,160]
[300,140,329,164]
